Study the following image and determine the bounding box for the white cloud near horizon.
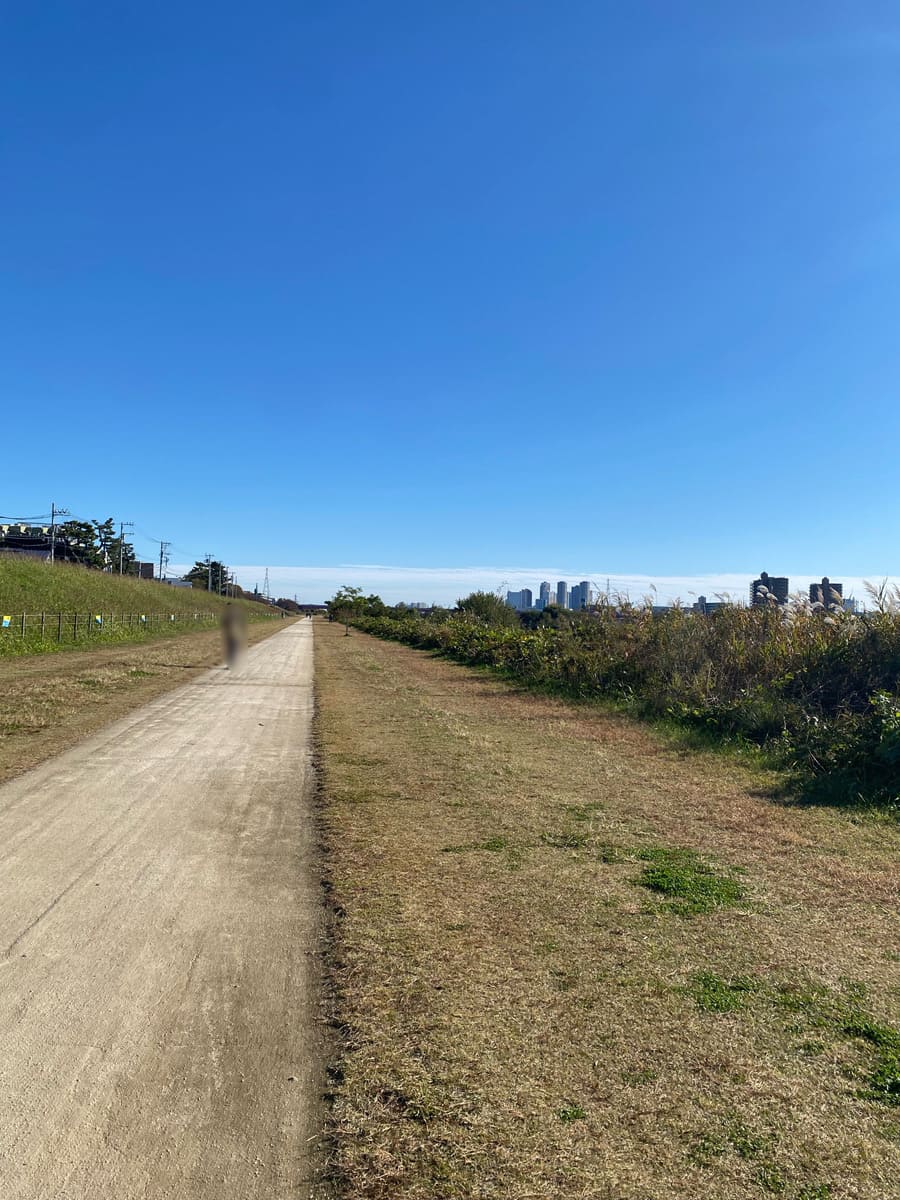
[168,563,898,608]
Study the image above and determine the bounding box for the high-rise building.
[538,581,552,611]
[506,589,533,612]
[556,580,568,608]
[751,571,789,607]
[569,582,582,610]
[577,580,591,610]
[809,577,843,605]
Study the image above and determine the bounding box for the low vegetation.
[339,586,900,814]
[0,557,281,656]
[316,623,899,1198]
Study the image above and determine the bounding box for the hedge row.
[351,605,900,813]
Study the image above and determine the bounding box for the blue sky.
[3,3,899,601]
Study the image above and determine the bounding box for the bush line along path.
[349,596,900,813]
[315,621,899,1199]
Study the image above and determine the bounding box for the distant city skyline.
[167,563,898,610]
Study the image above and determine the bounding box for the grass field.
[0,556,281,655]
[315,622,900,1199]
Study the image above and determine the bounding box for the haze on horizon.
[3,3,898,573]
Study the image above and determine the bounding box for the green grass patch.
[635,846,746,914]
[842,1016,900,1105]
[688,1113,796,1193]
[690,971,758,1013]
[772,978,900,1106]
[557,1102,586,1122]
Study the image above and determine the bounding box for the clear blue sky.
[3,2,899,591]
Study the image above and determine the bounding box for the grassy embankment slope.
[316,621,899,1200]
[0,556,279,656]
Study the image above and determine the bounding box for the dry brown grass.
[0,619,292,785]
[315,622,900,1200]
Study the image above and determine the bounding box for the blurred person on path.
[222,602,246,669]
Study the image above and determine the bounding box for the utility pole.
[49,502,69,565]
[158,540,170,582]
[205,553,212,592]
[118,520,134,575]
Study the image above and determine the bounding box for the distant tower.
[751,571,789,607]
[809,576,843,605]
[264,568,270,600]
[556,580,568,608]
[538,581,551,611]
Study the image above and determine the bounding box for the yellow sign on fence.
[1,616,10,629]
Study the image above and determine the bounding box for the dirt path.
[0,621,324,1199]
[0,619,290,786]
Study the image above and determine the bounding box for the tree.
[112,538,136,575]
[326,588,390,628]
[186,560,229,593]
[327,586,365,623]
[56,520,103,567]
[456,590,519,628]
[92,518,117,567]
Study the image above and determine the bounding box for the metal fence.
[0,610,224,651]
